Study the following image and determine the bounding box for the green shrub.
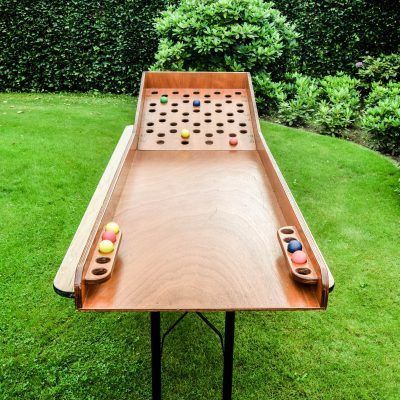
[274,1,400,77]
[278,73,320,126]
[152,0,298,82]
[362,83,400,156]
[252,73,286,115]
[0,0,176,93]
[355,54,400,88]
[315,74,360,136]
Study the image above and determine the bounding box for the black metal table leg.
[223,312,235,400]
[150,312,162,400]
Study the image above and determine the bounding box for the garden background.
[1,1,399,399]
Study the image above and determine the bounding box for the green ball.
[160,96,168,104]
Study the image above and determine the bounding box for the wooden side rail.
[53,125,136,298]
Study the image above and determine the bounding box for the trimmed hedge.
[274,0,400,77]
[0,0,175,93]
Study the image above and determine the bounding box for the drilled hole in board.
[172,109,178,113]
[227,113,234,116]
[162,94,168,97]
[204,94,211,98]
[150,102,156,106]
[160,112,167,116]
[226,100,232,104]
[283,237,296,243]
[147,122,154,126]
[237,103,244,107]
[146,129,154,133]
[205,112,211,116]
[217,122,224,126]
[96,257,111,264]
[225,94,232,98]
[229,133,237,137]
[194,109,200,113]
[183,94,190,98]
[280,228,294,234]
[182,119,189,123]
[193,91,200,94]
[170,129,177,133]
[235,91,242,95]
[92,267,108,276]
[217,129,224,134]
[181,140,189,145]
[151,91,158,94]
[157,133,165,138]
[172,102,178,106]
[216,103,222,107]
[205,140,214,145]
[240,130,247,134]
[228,119,235,123]
[193,129,201,133]
[157,140,165,145]
[216,109,222,113]
[183,100,189,103]
[214,91,221,95]
[239,122,247,127]
[183,112,189,116]
[205,119,212,123]
[170,122,177,126]
[172,91,179,94]
[149,109,156,113]
[159,119,166,123]
[205,100,211,104]
[237,109,244,113]
[194,122,201,126]
[205,133,213,137]
[296,267,311,276]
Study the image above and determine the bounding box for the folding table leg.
[150,312,162,400]
[222,312,235,400]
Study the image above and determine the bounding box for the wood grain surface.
[82,151,322,311]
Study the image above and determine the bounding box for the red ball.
[102,230,117,243]
[292,250,307,264]
[229,138,238,146]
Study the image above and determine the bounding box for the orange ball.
[229,138,238,146]
[102,230,117,243]
[292,250,307,264]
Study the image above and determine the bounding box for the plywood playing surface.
[138,89,255,150]
[82,151,321,311]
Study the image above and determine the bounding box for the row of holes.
[156,132,242,138]
[151,91,242,96]
[157,139,217,145]
[147,120,246,127]
[149,109,245,114]
[150,100,243,106]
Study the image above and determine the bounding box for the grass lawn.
[0,93,399,400]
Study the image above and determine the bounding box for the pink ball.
[102,230,117,243]
[229,138,238,146]
[292,250,307,264]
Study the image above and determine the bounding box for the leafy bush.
[274,0,400,77]
[362,83,400,156]
[355,54,400,88]
[278,73,320,126]
[152,0,298,82]
[252,73,286,115]
[315,74,361,136]
[0,0,176,93]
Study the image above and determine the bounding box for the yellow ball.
[105,221,120,234]
[181,129,190,139]
[99,240,114,254]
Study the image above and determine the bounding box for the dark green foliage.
[315,74,361,137]
[355,54,400,90]
[151,0,298,81]
[278,73,320,126]
[0,0,175,93]
[274,0,400,77]
[362,83,400,156]
[252,73,285,115]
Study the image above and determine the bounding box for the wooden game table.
[54,72,334,399]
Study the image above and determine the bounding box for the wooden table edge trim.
[53,124,136,298]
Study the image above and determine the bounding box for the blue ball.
[193,99,201,107]
[287,239,302,253]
